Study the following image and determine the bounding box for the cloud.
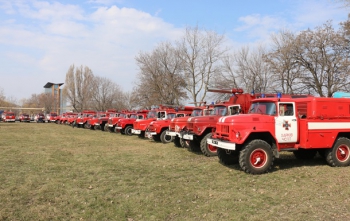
[0,1,183,101]
[231,0,348,46]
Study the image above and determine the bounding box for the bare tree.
[264,30,309,94]
[177,26,228,105]
[292,21,350,97]
[90,76,125,111]
[134,42,187,108]
[63,65,94,112]
[232,45,276,94]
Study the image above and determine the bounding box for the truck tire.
[103,125,110,132]
[160,130,173,144]
[124,126,133,136]
[94,125,101,130]
[188,140,201,152]
[239,139,274,174]
[217,148,239,165]
[174,136,181,147]
[293,149,317,159]
[180,138,190,149]
[325,137,350,167]
[200,133,217,157]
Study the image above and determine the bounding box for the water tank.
[333,92,350,98]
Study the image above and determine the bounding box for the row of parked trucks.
[51,89,350,174]
[0,112,58,123]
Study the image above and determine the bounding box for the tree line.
[2,8,349,113]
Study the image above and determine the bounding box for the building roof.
[43,82,64,88]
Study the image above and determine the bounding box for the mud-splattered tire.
[217,148,239,165]
[293,149,317,159]
[188,140,201,152]
[174,136,182,147]
[124,126,133,136]
[239,139,274,174]
[160,130,173,144]
[200,133,217,157]
[325,137,350,167]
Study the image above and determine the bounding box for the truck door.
[228,105,241,115]
[275,102,298,143]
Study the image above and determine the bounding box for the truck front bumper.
[145,131,157,139]
[165,131,177,136]
[207,138,236,150]
[132,129,141,134]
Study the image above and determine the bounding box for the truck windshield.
[191,109,203,117]
[249,102,276,115]
[211,106,227,116]
[147,111,157,118]
[166,113,176,119]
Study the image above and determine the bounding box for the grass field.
[0,122,350,221]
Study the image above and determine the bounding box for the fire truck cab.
[208,95,350,174]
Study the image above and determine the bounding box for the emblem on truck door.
[283,120,291,130]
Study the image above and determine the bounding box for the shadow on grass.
[220,153,329,173]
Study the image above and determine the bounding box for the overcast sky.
[0,0,348,102]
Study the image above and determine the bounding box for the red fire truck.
[131,105,183,138]
[167,104,213,148]
[75,110,97,128]
[208,95,350,174]
[1,111,16,122]
[145,107,194,143]
[182,88,311,157]
[115,111,149,135]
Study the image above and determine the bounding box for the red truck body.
[145,109,193,143]
[95,109,117,131]
[19,113,31,122]
[115,111,149,135]
[46,112,58,123]
[2,111,16,122]
[75,110,97,128]
[131,106,188,138]
[182,88,311,157]
[107,112,132,132]
[208,96,350,174]
[167,105,213,148]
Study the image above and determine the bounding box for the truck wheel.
[293,149,317,159]
[325,137,350,167]
[188,140,201,152]
[160,130,173,144]
[200,133,217,157]
[94,125,101,130]
[217,148,239,165]
[124,126,133,136]
[239,140,274,174]
[174,136,182,147]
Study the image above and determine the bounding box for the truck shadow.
[221,152,329,173]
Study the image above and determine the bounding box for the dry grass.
[0,122,350,221]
